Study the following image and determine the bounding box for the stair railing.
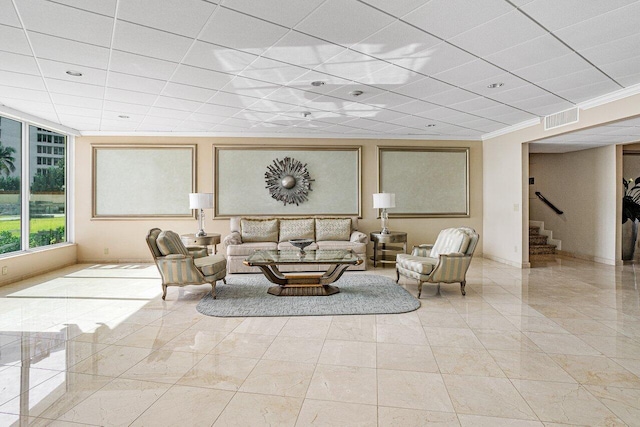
[535,192,564,215]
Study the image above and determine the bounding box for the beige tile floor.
[0,257,639,426]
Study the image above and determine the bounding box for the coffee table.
[243,249,363,296]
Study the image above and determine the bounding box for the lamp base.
[381,227,390,234]
[196,229,207,237]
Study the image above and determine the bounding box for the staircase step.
[530,244,556,255]
[529,226,540,235]
[530,235,548,245]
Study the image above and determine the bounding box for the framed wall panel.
[92,145,196,218]
[215,146,361,217]
[378,146,469,217]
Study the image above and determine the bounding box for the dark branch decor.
[265,157,314,206]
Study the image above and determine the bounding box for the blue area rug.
[196,274,420,317]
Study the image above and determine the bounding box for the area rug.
[196,274,420,317]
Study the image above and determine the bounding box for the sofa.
[223,216,368,273]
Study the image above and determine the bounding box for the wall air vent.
[544,107,579,130]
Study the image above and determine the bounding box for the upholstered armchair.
[396,227,479,297]
[146,228,227,300]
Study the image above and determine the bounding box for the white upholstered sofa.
[223,216,368,273]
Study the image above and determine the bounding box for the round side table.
[370,231,407,268]
[180,233,221,254]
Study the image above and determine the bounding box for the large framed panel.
[215,146,361,217]
[378,146,469,217]
[92,145,195,218]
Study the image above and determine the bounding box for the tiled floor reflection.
[0,258,639,425]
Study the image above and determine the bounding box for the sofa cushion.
[277,241,319,251]
[316,241,366,254]
[226,242,277,256]
[315,218,351,241]
[156,230,189,256]
[430,228,471,259]
[279,218,315,242]
[194,253,227,276]
[241,218,278,242]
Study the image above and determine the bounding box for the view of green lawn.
[0,216,65,235]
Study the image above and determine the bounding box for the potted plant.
[622,178,640,260]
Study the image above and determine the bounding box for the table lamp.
[189,193,213,236]
[373,192,396,234]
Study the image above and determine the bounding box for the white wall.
[0,244,77,286]
[483,137,527,267]
[529,145,618,264]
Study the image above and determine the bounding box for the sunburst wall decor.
[265,157,314,206]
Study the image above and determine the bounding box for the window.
[29,126,67,249]
[0,116,22,254]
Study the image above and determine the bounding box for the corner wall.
[74,136,483,263]
[529,145,618,264]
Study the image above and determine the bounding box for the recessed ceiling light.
[311,81,325,87]
[65,70,83,77]
[118,115,130,119]
[301,111,312,118]
[349,90,364,97]
[426,124,436,127]
[487,82,504,89]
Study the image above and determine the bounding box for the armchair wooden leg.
[396,269,400,283]
[211,283,217,299]
[222,278,227,285]
[417,281,423,298]
[161,284,167,300]
[437,283,441,294]
[460,281,466,296]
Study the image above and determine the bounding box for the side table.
[370,231,407,268]
[180,233,221,254]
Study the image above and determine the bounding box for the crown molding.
[78,130,481,141]
[481,118,541,141]
[0,104,80,136]
[578,82,640,110]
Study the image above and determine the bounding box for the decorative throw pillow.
[315,218,351,241]
[241,218,279,242]
[279,218,315,242]
[156,230,189,256]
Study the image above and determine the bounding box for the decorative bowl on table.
[289,238,313,255]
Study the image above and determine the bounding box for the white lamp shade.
[189,193,213,209]
[373,193,396,209]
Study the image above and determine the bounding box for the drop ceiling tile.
[393,77,452,99]
[113,21,193,63]
[465,73,531,96]
[0,85,50,103]
[233,110,279,122]
[360,0,426,18]
[554,2,640,51]
[366,108,406,122]
[449,96,505,114]
[0,70,44,90]
[58,115,101,128]
[52,0,117,16]
[325,83,386,103]
[207,91,259,109]
[46,78,104,99]
[352,20,440,61]
[199,7,289,55]
[391,43,476,76]
[363,91,414,109]
[0,99,55,116]
[599,55,640,83]
[248,98,299,114]
[146,107,192,120]
[473,104,537,123]
[174,120,216,132]
[183,41,257,73]
[296,0,394,47]
[0,24,32,55]
[0,0,20,27]
[537,68,617,94]
[521,0,637,32]
[263,86,317,106]
[403,0,514,40]
[484,34,572,72]
[38,59,107,85]
[239,57,309,85]
[189,112,229,123]
[432,59,505,88]
[139,115,182,127]
[109,50,177,80]
[50,93,103,110]
[422,87,478,106]
[339,103,385,119]
[103,100,150,115]
[391,99,440,115]
[28,32,110,69]
[390,114,439,128]
[223,0,323,28]
[154,96,203,112]
[356,65,424,87]
[0,51,38,76]
[263,31,346,68]
[197,103,242,117]
[104,87,158,106]
[450,10,546,58]
[17,0,113,47]
[618,73,640,87]
[117,0,216,38]
[56,105,101,118]
[161,82,216,102]
[107,72,166,95]
[513,53,592,83]
[171,65,234,91]
[580,33,640,68]
[221,77,280,98]
[485,83,551,105]
[100,120,143,131]
[313,49,389,81]
[510,94,573,115]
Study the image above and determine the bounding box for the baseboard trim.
[557,250,617,266]
[0,261,77,287]
[482,254,528,268]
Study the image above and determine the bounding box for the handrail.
[535,192,564,215]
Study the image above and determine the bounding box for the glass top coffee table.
[244,249,363,296]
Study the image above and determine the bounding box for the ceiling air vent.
[544,107,579,130]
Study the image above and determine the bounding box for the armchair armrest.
[429,253,472,283]
[186,247,207,258]
[223,232,242,249]
[163,254,189,260]
[350,231,368,244]
[411,244,433,257]
[156,255,204,285]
